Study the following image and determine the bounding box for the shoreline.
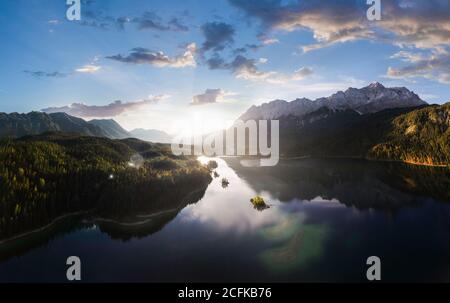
[0,186,208,246]
[279,155,449,168]
[0,210,92,245]
[0,157,446,246]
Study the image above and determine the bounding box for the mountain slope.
[0,111,131,139]
[88,119,131,139]
[48,112,106,137]
[370,103,450,165]
[0,111,106,138]
[0,112,57,138]
[130,128,173,143]
[239,82,426,120]
[279,103,449,166]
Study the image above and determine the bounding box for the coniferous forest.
[279,103,449,166]
[0,133,212,240]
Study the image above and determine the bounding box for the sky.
[0,0,449,133]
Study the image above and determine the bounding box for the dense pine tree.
[0,133,212,239]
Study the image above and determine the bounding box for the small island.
[250,196,270,211]
[221,178,229,188]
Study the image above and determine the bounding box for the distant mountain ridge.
[0,111,174,143]
[129,128,173,143]
[0,111,107,138]
[239,82,427,120]
[89,119,131,139]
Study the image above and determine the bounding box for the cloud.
[229,55,275,81]
[228,0,450,52]
[200,22,235,52]
[75,64,101,73]
[79,9,114,29]
[168,17,189,32]
[261,38,279,45]
[206,54,275,81]
[206,53,313,84]
[207,54,314,83]
[291,67,314,80]
[230,36,278,56]
[79,20,110,30]
[23,70,70,78]
[232,44,265,55]
[25,60,101,78]
[42,95,169,118]
[133,11,169,31]
[260,67,314,85]
[229,0,374,53]
[228,0,450,84]
[437,73,450,84]
[115,16,132,30]
[379,1,450,49]
[191,89,225,105]
[386,48,450,83]
[206,54,227,70]
[80,8,189,32]
[132,11,189,32]
[390,51,427,63]
[106,43,197,68]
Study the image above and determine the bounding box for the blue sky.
[0,0,449,132]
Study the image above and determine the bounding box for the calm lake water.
[0,158,449,282]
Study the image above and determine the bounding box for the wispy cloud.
[47,19,61,25]
[106,43,197,68]
[42,95,169,118]
[386,48,450,84]
[206,53,313,84]
[291,67,314,81]
[133,12,189,32]
[25,59,102,78]
[168,17,189,32]
[78,7,189,32]
[75,64,101,73]
[23,70,70,78]
[261,38,279,45]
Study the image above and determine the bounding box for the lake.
[0,158,449,282]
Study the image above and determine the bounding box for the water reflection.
[224,158,450,209]
[181,157,284,234]
[0,181,209,261]
[0,157,449,282]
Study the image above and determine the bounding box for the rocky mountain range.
[234,83,448,166]
[239,82,427,120]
